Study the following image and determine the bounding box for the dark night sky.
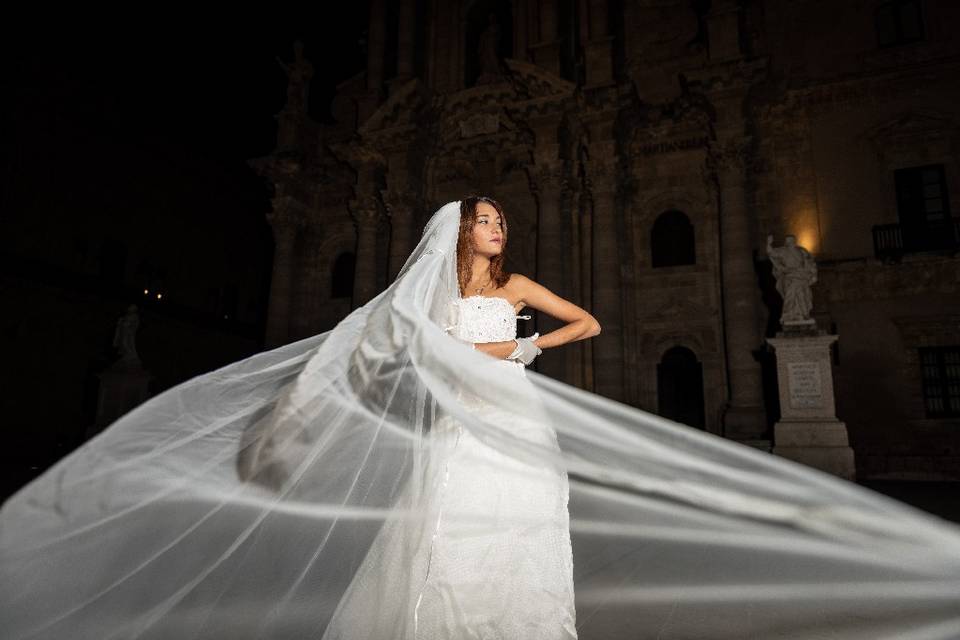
[4,6,370,170]
[0,7,372,486]
[1,6,371,332]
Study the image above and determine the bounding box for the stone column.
[359,0,387,122]
[383,189,417,282]
[529,160,567,382]
[397,0,416,80]
[583,0,614,87]
[512,0,529,62]
[289,223,323,340]
[367,0,387,90]
[585,141,624,402]
[706,0,743,63]
[349,195,382,307]
[265,206,302,347]
[712,137,768,443]
[530,0,560,75]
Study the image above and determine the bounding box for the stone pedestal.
[766,332,856,480]
[86,361,152,439]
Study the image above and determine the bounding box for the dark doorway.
[657,346,706,429]
[331,252,356,299]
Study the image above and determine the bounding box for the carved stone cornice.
[818,256,960,304]
[682,56,769,96]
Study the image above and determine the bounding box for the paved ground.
[858,479,960,523]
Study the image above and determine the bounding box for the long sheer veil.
[3,200,960,639]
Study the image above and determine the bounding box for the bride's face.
[471,202,504,258]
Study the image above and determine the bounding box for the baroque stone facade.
[252,0,960,480]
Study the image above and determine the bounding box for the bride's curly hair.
[457,196,511,297]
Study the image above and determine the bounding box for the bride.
[2,199,960,640]
[323,196,592,639]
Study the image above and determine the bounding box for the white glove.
[507,332,541,366]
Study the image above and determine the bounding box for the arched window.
[657,346,706,430]
[331,252,356,299]
[651,209,695,268]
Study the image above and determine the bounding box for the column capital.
[348,194,383,228]
[583,157,618,196]
[380,188,417,218]
[525,161,566,195]
[265,201,305,234]
[705,136,755,174]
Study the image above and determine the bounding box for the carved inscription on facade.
[637,136,709,156]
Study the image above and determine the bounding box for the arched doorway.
[657,346,706,430]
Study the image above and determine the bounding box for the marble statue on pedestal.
[766,234,817,326]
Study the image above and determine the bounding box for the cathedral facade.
[252,0,960,481]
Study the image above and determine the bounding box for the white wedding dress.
[323,295,578,640]
[4,201,960,640]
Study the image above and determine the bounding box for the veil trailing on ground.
[3,200,960,639]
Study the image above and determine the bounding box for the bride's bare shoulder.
[505,273,533,290]
[505,273,536,306]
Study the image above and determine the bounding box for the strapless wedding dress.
[323,295,578,640]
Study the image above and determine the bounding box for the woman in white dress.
[3,199,960,640]
[323,196,594,639]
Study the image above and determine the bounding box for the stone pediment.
[441,59,574,118]
[359,78,426,135]
[504,59,576,100]
[647,297,711,321]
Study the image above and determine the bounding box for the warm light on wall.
[143,288,149,295]
[795,227,819,254]
[156,293,162,300]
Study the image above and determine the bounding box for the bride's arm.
[473,274,600,359]
[511,274,600,350]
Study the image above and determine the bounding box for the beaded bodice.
[453,296,530,344]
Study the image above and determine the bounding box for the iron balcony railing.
[872,218,960,261]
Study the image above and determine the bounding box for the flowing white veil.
[3,200,960,639]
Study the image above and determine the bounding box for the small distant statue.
[476,13,503,84]
[766,234,818,326]
[276,40,313,112]
[113,304,142,368]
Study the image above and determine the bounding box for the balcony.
[872,218,960,262]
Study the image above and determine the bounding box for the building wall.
[256,0,960,478]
